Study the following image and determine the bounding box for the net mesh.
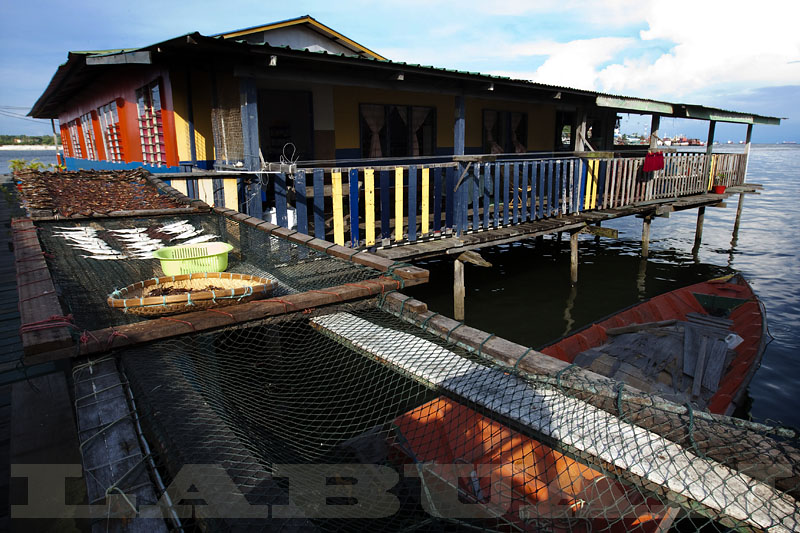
[36,214,379,331]
[102,299,799,533]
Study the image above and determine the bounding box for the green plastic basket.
[153,242,234,275]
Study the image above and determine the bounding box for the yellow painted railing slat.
[421,167,430,235]
[394,167,403,242]
[332,171,345,246]
[198,178,214,206]
[223,178,238,211]
[365,169,376,246]
[171,179,188,197]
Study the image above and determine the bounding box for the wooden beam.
[453,259,465,321]
[85,51,151,65]
[582,225,618,239]
[595,96,673,115]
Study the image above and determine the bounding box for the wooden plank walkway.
[376,186,754,261]
[0,177,75,532]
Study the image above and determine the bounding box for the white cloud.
[505,37,634,89]
[593,0,800,99]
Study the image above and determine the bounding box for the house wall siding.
[56,66,180,171]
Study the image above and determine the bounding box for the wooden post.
[694,206,706,251]
[454,95,465,156]
[454,258,465,321]
[704,120,716,190]
[574,110,588,152]
[570,230,579,285]
[732,193,745,242]
[641,216,652,259]
[649,115,660,149]
[742,123,754,179]
[239,77,260,171]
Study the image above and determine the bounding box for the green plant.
[8,158,47,172]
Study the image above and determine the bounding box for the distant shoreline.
[0,145,60,151]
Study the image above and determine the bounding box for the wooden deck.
[0,177,81,532]
[375,186,756,261]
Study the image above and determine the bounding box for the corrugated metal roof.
[30,28,781,126]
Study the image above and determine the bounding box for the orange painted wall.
[57,66,179,168]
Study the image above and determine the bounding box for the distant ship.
[781,141,797,144]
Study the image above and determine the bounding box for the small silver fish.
[182,234,217,245]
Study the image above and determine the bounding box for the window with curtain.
[79,112,97,160]
[68,119,82,159]
[136,79,166,166]
[482,110,528,154]
[359,104,435,158]
[98,100,124,163]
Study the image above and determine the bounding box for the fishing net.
[35,213,379,331]
[88,297,799,533]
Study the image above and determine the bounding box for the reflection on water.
[408,145,800,429]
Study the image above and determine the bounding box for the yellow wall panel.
[332,86,453,150]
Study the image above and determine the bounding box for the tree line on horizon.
[0,134,60,146]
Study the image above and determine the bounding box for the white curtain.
[410,107,430,156]
[361,104,385,158]
[484,110,503,153]
[511,112,525,153]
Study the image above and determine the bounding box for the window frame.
[358,103,437,159]
[482,109,528,154]
[135,79,167,167]
[98,100,124,163]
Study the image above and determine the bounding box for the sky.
[1,0,798,142]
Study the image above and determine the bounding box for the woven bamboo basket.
[107,272,273,316]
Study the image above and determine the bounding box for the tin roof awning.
[596,95,781,125]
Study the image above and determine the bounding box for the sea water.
[408,144,800,428]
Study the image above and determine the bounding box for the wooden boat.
[539,273,767,415]
[391,396,673,532]
[387,274,766,531]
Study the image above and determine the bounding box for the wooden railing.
[163,151,748,249]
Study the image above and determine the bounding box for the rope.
[445,321,464,343]
[378,289,398,308]
[615,382,627,423]
[106,330,129,350]
[398,295,413,317]
[421,312,439,329]
[513,348,534,371]
[555,364,577,392]
[685,403,708,460]
[207,308,235,320]
[385,262,413,290]
[478,334,495,356]
[267,298,295,313]
[158,317,196,331]
[308,289,344,302]
[19,314,75,335]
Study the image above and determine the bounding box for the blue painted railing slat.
[521,162,529,222]
[512,163,519,224]
[433,167,443,232]
[483,163,491,229]
[502,162,510,225]
[313,169,325,239]
[295,170,308,235]
[408,166,418,242]
[493,163,500,227]
[349,169,360,247]
[275,172,288,227]
[380,170,391,240]
[445,166,455,229]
